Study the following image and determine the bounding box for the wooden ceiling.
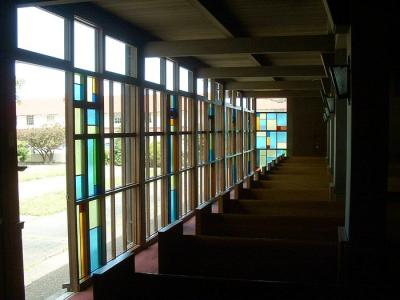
[92,0,332,96]
[21,0,335,96]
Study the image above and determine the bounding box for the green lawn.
[20,191,67,216]
[19,164,65,182]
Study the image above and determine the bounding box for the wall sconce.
[329,61,351,103]
[320,89,335,115]
[323,111,328,122]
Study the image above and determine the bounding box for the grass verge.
[20,191,67,216]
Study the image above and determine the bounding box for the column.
[0,1,25,299]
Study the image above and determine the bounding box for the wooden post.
[0,1,25,299]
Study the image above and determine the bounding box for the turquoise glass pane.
[170,175,178,222]
[90,227,102,272]
[74,74,84,101]
[256,136,266,148]
[74,84,83,101]
[277,132,287,143]
[267,113,276,120]
[260,119,267,130]
[277,113,287,126]
[76,175,84,200]
[87,109,98,126]
[169,136,174,173]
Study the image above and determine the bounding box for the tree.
[18,124,65,163]
[17,140,30,162]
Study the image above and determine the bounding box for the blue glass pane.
[170,189,178,222]
[267,113,276,120]
[277,113,287,126]
[260,120,267,130]
[257,136,266,148]
[74,84,83,101]
[87,109,98,126]
[76,175,84,200]
[90,227,102,272]
[277,132,287,143]
[169,136,174,173]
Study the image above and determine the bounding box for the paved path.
[21,211,69,299]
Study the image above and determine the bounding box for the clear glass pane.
[105,36,126,75]
[179,67,189,92]
[145,57,160,84]
[166,60,174,90]
[18,7,65,59]
[74,21,96,71]
[197,78,204,96]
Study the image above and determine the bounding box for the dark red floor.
[69,215,195,300]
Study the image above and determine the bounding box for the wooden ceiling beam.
[187,0,280,80]
[243,90,321,98]
[322,0,335,33]
[144,35,335,57]
[226,80,321,91]
[197,65,326,79]
[17,0,91,7]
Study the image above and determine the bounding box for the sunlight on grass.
[19,164,65,182]
[20,191,66,216]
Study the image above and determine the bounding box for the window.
[47,114,56,123]
[145,57,161,84]
[256,98,287,166]
[166,60,174,91]
[105,36,125,75]
[105,36,137,77]
[197,78,204,96]
[179,67,190,92]
[74,74,139,278]
[18,7,65,59]
[26,115,34,126]
[74,20,96,71]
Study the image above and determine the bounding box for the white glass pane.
[256,98,287,112]
[18,7,65,59]
[179,67,189,92]
[74,21,96,71]
[145,57,160,84]
[166,60,174,90]
[105,36,125,75]
[196,78,204,96]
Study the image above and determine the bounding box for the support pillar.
[0,1,25,299]
[333,96,347,202]
[341,2,389,284]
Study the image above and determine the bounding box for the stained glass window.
[256,98,287,166]
[73,73,139,279]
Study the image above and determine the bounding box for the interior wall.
[288,97,326,157]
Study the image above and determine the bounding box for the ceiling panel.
[195,54,259,68]
[225,0,329,36]
[94,0,227,40]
